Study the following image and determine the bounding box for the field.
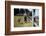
[14,16,32,27]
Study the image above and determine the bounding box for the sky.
[35,9,39,16]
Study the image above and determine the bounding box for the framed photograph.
[5,1,45,35]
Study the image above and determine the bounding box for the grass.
[14,16,32,27]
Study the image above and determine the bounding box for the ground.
[14,16,32,27]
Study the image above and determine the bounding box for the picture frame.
[5,1,45,35]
